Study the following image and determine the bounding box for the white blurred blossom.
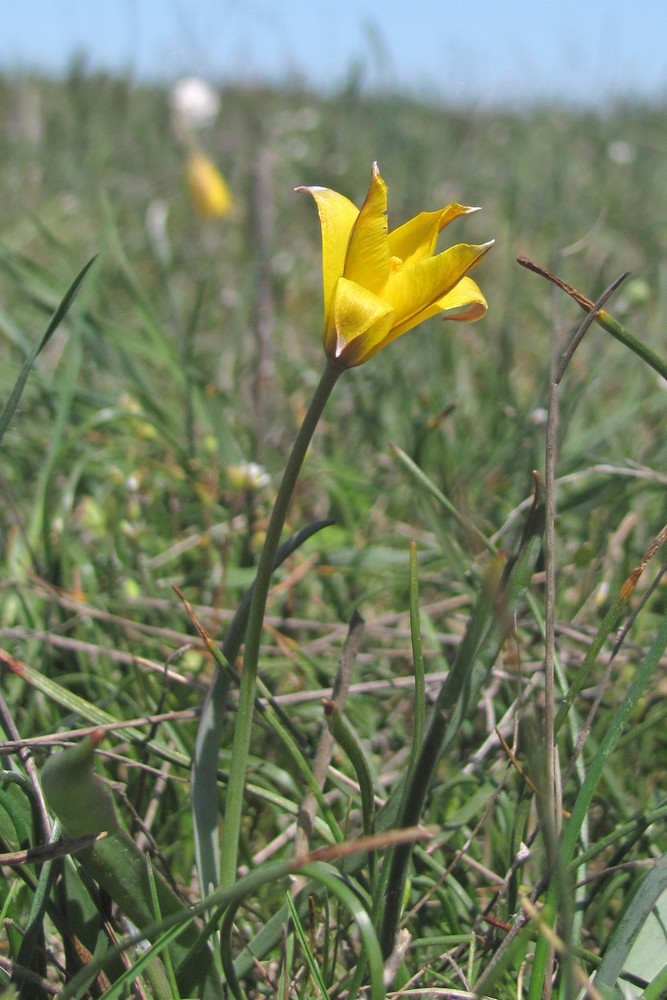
[607,140,635,165]
[170,77,220,132]
[227,461,271,491]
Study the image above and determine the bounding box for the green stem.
[594,308,667,381]
[219,360,341,891]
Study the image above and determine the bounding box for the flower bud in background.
[186,151,232,218]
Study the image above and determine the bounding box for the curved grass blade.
[0,256,96,446]
[220,862,384,1000]
[56,830,426,1000]
[0,647,190,770]
[390,442,494,554]
[323,699,376,887]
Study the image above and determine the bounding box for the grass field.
[0,69,665,1000]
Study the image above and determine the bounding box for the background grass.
[0,68,665,998]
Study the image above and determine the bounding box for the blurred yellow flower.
[186,151,232,218]
[298,162,493,368]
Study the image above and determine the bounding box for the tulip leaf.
[41,733,224,999]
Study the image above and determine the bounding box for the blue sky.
[2,0,666,105]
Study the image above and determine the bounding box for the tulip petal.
[297,185,359,328]
[343,163,390,296]
[388,275,489,339]
[385,240,493,332]
[361,276,488,358]
[388,204,481,263]
[326,276,394,368]
[437,276,489,322]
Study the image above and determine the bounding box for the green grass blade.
[530,612,667,999]
[285,889,332,1000]
[380,472,545,957]
[14,820,62,985]
[0,256,96,446]
[595,858,667,990]
[563,608,667,860]
[323,699,376,896]
[323,700,375,838]
[77,918,194,1000]
[642,961,667,1000]
[220,862,383,1000]
[390,442,494,554]
[1,648,190,770]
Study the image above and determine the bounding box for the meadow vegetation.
[0,68,665,999]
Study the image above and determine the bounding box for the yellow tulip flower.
[298,162,493,368]
[186,151,232,218]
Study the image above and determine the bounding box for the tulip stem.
[219,359,341,892]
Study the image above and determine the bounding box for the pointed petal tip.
[475,239,495,255]
[295,184,326,194]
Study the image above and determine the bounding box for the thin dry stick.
[544,323,560,847]
[516,258,630,385]
[490,463,667,545]
[0,832,107,867]
[0,690,51,840]
[0,709,200,755]
[135,759,171,854]
[521,260,630,1000]
[0,957,60,996]
[542,266,631,838]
